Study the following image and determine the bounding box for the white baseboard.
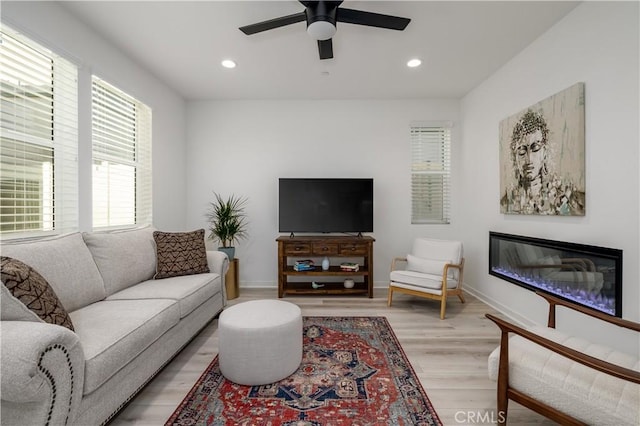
[239,281,275,289]
[463,285,535,327]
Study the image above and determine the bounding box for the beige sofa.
[1,227,228,425]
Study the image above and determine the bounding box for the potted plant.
[205,192,248,260]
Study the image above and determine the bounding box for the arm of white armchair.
[390,257,407,271]
[1,321,85,426]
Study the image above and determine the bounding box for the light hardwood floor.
[110,289,556,425]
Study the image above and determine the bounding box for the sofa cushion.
[83,227,157,295]
[411,239,462,279]
[390,269,458,293]
[1,256,74,330]
[406,254,455,279]
[412,238,463,263]
[1,233,106,312]
[153,229,210,279]
[107,272,220,318]
[69,299,179,395]
[488,325,640,426]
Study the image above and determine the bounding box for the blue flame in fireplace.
[492,266,616,315]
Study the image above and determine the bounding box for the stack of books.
[294,259,315,271]
[340,262,359,272]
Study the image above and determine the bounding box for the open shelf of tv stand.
[276,235,375,298]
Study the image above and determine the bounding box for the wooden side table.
[225,258,239,300]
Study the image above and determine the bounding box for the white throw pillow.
[83,226,157,295]
[1,233,106,312]
[406,254,452,277]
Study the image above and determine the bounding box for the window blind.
[0,25,78,238]
[92,77,152,229]
[410,124,451,224]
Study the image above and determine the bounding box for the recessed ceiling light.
[221,59,236,69]
[407,58,422,68]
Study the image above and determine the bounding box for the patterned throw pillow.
[1,256,75,331]
[153,229,210,279]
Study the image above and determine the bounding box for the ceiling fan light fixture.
[307,20,336,41]
[221,59,237,69]
[239,0,411,59]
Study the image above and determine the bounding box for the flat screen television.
[278,178,373,234]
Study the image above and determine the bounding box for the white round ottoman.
[218,299,303,385]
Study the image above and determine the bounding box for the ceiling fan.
[239,1,411,60]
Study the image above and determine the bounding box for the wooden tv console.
[276,235,375,298]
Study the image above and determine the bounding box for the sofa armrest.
[536,290,640,332]
[206,250,229,278]
[207,250,230,303]
[1,321,85,425]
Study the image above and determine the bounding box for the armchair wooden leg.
[497,330,509,426]
[387,287,394,306]
[497,397,508,426]
[458,293,466,303]
[440,298,446,320]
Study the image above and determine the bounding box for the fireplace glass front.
[489,232,622,317]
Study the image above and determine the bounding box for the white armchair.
[387,238,465,319]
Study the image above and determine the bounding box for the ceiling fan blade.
[318,39,333,60]
[239,11,307,35]
[337,8,410,30]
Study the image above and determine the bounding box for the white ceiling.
[60,1,580,100]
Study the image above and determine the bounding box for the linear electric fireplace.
[489,232,623,317]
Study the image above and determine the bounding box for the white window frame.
[0,25,78,240]
[410,122,452,224]
[91,76,152,230]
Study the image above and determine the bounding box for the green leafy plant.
[205,192,248,248]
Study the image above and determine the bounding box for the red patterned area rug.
[166,316,442,425]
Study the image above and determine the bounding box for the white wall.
[185,99,460,287]
[2,1,188,230]
[460,1,639,355]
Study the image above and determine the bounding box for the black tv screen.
[279,178,373,233]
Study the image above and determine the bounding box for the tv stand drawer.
[339,243,369,256]
[283,243,311,256]
[312,243,339,256]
